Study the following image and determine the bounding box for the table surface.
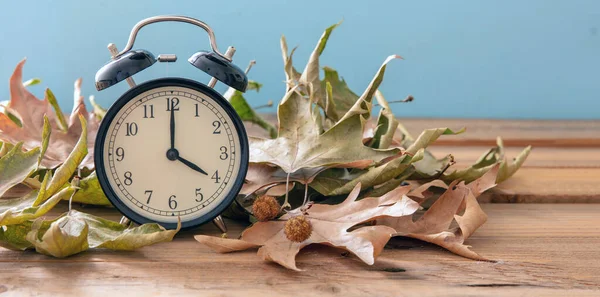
[2,118,600,297]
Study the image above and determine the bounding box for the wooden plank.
[250,116,600,147]
[0,204,598,296]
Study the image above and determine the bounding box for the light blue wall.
[1,0,599,119]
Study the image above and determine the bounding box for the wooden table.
[2,119,599,296]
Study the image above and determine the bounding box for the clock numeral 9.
[219,146,228,160]
[195,188,203,202]
[166,97,180,111]
[211,170,221,184]
[115,147,125,161]
[168,195,177,210]
[212,121,222,134]
[123,171,133,186]
[125,122,138,136]
[143,104,154,118]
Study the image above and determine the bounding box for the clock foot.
[213,215,227,233]
[119,216,131,226]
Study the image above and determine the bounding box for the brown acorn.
[284,215,312,242]
[252,195,280,221]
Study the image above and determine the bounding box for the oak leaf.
[196,183,419,271]
[0,59,100,169]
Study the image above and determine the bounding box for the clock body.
[94,78,249,229]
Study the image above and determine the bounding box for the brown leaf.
[380,164,501,261]
[196,183,419,270]
[0,60,100,168]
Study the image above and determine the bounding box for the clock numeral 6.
[212,121,222,134]
[166,97,180,111]
[145,190,153,204]
[115,147,125,161]
[211,170,221,184]
[123,171,133,186]
[195,188,203,202]
[219,146,228,160]
[125,122,138,136]
[169,195,177,210]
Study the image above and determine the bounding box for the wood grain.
[0,204,598,296]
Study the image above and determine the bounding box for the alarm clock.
[93,16,249,232]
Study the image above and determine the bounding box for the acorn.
[252,195,280,221]
[284,215,312,242]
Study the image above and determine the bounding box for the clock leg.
[212,215,227,233]
[119,216,131,226]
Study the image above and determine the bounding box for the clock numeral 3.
[195,188,203,202]
[169,195,178,210]
[125,122,138,136]
[212,121,222,134]
[219,146,228,160]
[145,190,153,204]
[211,170,221,184]
[166,97,180,111]
[115,147,125,161]
[143,104,154,118]
[123,171,133,186]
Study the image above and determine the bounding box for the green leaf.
[312,149,424,196]
[0,186,74,226]
[22,78,41,87]
[406,127,465,155]
[224,80,277,139]
[89,95,106,119]
[320,66,359,121]
[27,214,89,258]
[42,115,88,201]
[45,89,68,132]
[497,145,532,183]
[368,90,399,149]
[0,143,40,197]
[0,221,38,250]
[26,210,180,258]
[337,55,402,123]
[65,172,111,206]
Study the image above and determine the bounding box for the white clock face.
[101,85,243,224]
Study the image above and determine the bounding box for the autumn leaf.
[25,210,180,258]
[63,172,111,206]
[0,186,74,226]
[196,183,419,271]
[379,165,500,260]
[0,59,100,168]
[0,143,40,197]
[240,163,301,196]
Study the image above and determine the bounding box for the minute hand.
[177,156,208,176]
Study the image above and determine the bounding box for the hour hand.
[177,155,208,175]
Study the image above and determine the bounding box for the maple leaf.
[380,164,500,260]
[196,183,419,271]
[0,59,100,169]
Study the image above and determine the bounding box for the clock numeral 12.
[143,104,154,118]
[166,97,180,111]
[169,195,177,210]
[125,122,138,136]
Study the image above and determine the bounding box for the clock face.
[95,78,248,229]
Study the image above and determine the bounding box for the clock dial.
[100,84,244,225]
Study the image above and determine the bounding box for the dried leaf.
[280,36,301,90]
[0,143,40,197]
[26,210,180,258]
[250,86,399,174]
[381,165,501,260]
[196,184,419,270]
[65,172,111,206]
[367,90,399,149]
[0,186,74,226]
[0,60,100,168]
[320,67,359,121]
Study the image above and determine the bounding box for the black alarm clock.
[93,16,249,231]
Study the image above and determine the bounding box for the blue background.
[0,0,598,119]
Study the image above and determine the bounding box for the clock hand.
[170,107,175,149]
[177,155,208,176]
